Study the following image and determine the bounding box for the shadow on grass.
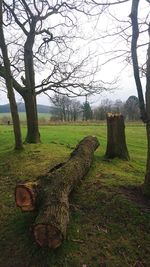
[0,209,82,267]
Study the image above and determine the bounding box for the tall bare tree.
[130,0,150,193]
[93,0,150,193]
[0,0,22,149]
[0,0,113,143]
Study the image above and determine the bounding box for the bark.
[105,113,129,160]
[15,162,65,211]
[23,18,40,143]
[0,0,23,150]
[144,123,150,194]
[130,0,150,195]
[130,0,147,123]
[144,26,150,194]
[33,136,99,248]
[23,92,40,143]
[15,136,99,248]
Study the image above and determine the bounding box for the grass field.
[0,123,150,267]
[0,112,51,123]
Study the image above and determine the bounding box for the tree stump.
[105,113,130,160]
[15,136,99,249]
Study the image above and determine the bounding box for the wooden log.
[15,181,39,211]
[33,136,99,249]
[15,163,66,211]
[105,113,130,160]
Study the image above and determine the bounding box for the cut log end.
[34,224,63,249]
[15,182,38,211]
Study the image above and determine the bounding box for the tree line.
[50,94,140,122]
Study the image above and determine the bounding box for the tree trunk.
[15,136,99,248]
[144,123,150,194]
[144,34,150,194]
[130,0,147,123]
[23,93,40,143]
[105,113,129,160]
[23,19,40,143]
[0,0,23,150]
[130,0,150,195]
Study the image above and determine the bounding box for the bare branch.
[21,0,33,18]
[90,0,129,6]
[0,64,25,96]
[4,1,28,35]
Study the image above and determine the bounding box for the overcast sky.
[0,0,148,107]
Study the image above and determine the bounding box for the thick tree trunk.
[144,24,150,194]
[105,113,129,160]
[144,123,150,194]
[130,0,150,195]
[23,93,40,143]
[16,136,99,248]
[6,89,23,150]
[130,0,147,123]
[0,1,23,150]
[23,19,40,143]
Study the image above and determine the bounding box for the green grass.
[0,112,51,122]
[0,123,149,267]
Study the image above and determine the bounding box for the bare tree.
[130,0,150,193]
[50,93,82,121]
[70,99,82,121]
[0,0,113,143]
[93,0,150,193]
[124,95,140,120]
[0,0,22,149]
[51,94,70,121]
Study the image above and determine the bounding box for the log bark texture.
[15,163,66,212]
[105,113,130,160]
[32,136,99,248]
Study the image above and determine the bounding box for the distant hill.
[0,103,57,114]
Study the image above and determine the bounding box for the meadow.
[0,112,51,124]
[0,123,150,267]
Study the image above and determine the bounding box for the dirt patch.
[118,185,150,212]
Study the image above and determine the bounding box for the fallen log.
[32,136,99,249]
[15,181,39,211]
[15,162,66,212]
[15,136,99,248]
